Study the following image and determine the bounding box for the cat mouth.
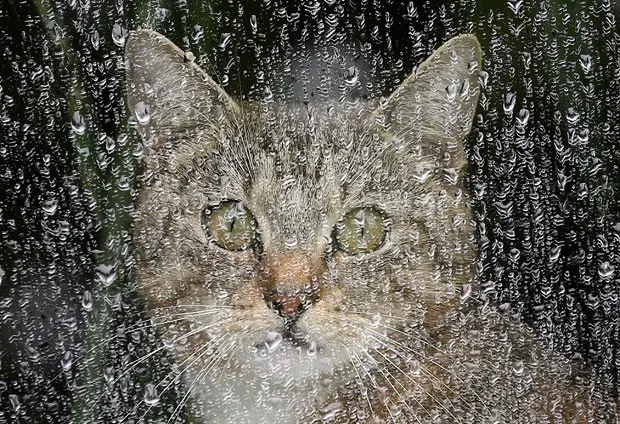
[252,327,323,356]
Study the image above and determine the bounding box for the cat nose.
[258,250,324,320]
[265,291,306,319]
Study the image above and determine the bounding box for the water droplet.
[306,341,318,357]
[134,102,150,125]
[103,366,114,386]
[95,264,116,287]
[512,359,524,376]
[460,283,472,301]
[507,0,524,14]
[598,262,615,279]
[321,402,342,420]
[82,290,93,311]
[263,87,273,103]
[61,351,74,371]
[503,92,516,115]
[9,394,20,412]
[42,198,58,215]
[579,54,592,74]
[191,25,204,43]
[284,237,298,248]
[91,30,100,50]
[264,331,283,353]
[219,32,232,50]
[516,108,530,127]
[71,111,85,134]
[566,108,580,124]
[144,383,160,406]
[111,24,127,47]
[345,66,358,86]
[105,135,116,154]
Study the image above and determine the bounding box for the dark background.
[1,0,620,421]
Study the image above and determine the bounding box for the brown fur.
[126,29,616,423]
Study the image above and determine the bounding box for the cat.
[125,29,616,423]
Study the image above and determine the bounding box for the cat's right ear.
[125,29,237,162]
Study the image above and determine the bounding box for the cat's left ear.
[374,35,481,172]
[125,29,238,160]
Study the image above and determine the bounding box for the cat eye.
[334,207,387,255]
[203,201,258,251]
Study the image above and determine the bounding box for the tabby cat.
[126,29,614,423]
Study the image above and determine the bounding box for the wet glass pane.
[1,0,619,422]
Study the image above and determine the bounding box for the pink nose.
[266,293,304,319]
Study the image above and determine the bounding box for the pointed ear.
[375,34,481,176]
[125,29,238,154]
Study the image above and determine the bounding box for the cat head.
[126,29,481,381]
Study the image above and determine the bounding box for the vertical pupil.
[229,217,236,232]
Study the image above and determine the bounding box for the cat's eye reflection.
[203,201,258,251]
[334,207,387,254]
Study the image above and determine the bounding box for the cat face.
[126,30,481,419]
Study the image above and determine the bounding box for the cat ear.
[374,34,482,175]
[125,29,238,158]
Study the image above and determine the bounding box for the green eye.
[334,207,387,255]
[204,201,257,251]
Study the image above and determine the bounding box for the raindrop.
[105,135,116,154]
[264,331,283,353]
[598,261,615,279]
[82,290,93,311]
[219,32,232,50]
[446,82,458,101]
[507,0,523,15]
[566,108,580,124]
[460,283,472,301]
[478,70,489,90]
[549,246,561,263]
[263,87,274,103]
[103,366,114,386]
[9,394,20,412]
[407,2,417,17]
[134,102,150,125]
[91,30,100,50]
[250,14,258,33]
[42,198,58,215]
[191,25,204,43]
[111,23,127,47]
[61,351,74,371]
[516,108,530,127]
[579,54,592,74]
[284,237,298,248]
[503,92,516,115]
[512,359,524,376]
[71,111,85,134]
[306,341,318,357]
[95,264,116,287]
[144,383,160,406]
[321,402,342,420]
[344,66,358,86]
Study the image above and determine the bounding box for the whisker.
[166,337,238,424]
[90,318,235,416]
[136,334,233,423]
[367,333,467,413]
[345,336,425,424]
[341,341,375,415]
[358,324,486,408]
[364,335,461,423]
